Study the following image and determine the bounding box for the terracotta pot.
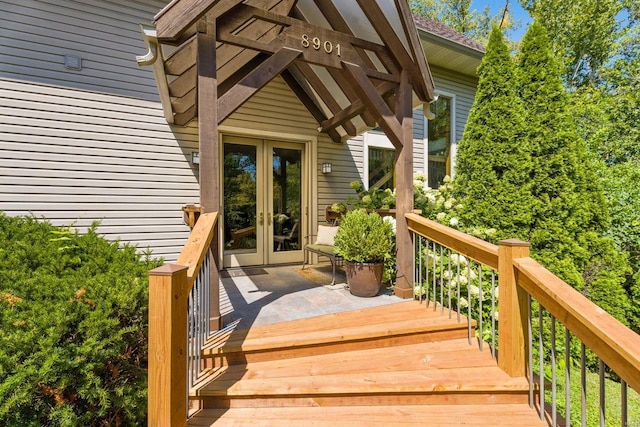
[345,261,384,297]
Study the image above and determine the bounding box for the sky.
[472,1,533,41]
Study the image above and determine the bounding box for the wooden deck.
[188,300,547,426]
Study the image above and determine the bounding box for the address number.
[301,34,341,56]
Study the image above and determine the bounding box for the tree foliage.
[409,0,515,45]
[0,214,161,426]
[453,26,533,240]
[520,0,623,87]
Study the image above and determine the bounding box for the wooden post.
[197,18,222,331]
[394,69,414,299]
[498,239,530,377]
[148,264,188,427]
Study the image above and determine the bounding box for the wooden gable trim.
[355,0,427,101]
[217,47,302,124]
[155,0,243,41]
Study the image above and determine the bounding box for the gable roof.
[139,0,438,144]
[413,15,485,54]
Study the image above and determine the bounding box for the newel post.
[148,264,188,427]
[498,239,530,377]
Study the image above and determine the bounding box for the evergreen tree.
[516,22,629,322]
[454,26,533,240]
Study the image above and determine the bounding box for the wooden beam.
[155,0,243,41]
[320,81,395,133]
[294,62,358,137]
[393,69,414,299]
[280,70,342,143]
[394,0,434,101]
[355,0,424,100]
[218,53,268,97]
[197,20,221,330]
[341,61,402,147]
[169,65,197,98]
[327,68,376,127]
[217,47,302,124]
[165,36,197,76]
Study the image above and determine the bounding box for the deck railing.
[407,212,640,426]
[148,212,218,427]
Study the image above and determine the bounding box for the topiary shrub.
[0,213,162,426]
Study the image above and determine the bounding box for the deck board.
[188,299,544,425]
[189,405,547,426]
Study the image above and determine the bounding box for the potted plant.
[333,209,395,297]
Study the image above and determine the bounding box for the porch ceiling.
[139,0,436,143]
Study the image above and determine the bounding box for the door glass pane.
[223,143,257,253]
[272,147,302,252]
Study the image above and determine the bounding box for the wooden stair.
[188,300,547,426]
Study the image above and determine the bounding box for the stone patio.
[219,263,405,330]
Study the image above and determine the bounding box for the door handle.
[259,212,263,225]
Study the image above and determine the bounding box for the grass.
[538,363,640,426]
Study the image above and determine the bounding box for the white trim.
[218,125,318,266]
[426,91,456,181]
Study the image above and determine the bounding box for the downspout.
[136,24,175,125]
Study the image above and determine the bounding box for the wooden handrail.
[176,211,218,288]
[406,213,499,269]
[514,256,640,393]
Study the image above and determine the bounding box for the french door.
[222,136,306,268]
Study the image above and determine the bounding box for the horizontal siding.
[0,0,201,263]
[0,0,165,99]
[430,68,477,145]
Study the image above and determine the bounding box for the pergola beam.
[342,61,403,148]
[217,47,302,124]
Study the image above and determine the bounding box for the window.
[368,146,395,190]
[427,97,452,189]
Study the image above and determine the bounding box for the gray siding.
[0,0,200,262]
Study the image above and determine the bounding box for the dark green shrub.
[0,213,161,426]
[334,209,394,264]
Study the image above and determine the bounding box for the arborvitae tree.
[516,21,629,323]
[454,26,533,239]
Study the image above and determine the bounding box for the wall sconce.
[322,163,332,174]
[191,151,200,165]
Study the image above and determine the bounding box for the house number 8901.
[301,34,341,56]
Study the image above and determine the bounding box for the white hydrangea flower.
[449,217,459,227]
[414,171,426,181]
[444,200,453,210]
[443,175,451,183]
[436,212,446,221]
[450,254,468,266]
[459,297,469,309]
[456,275,468,285]
[413,179,423,188]
[468,284,480,296]
[426,193,437,203]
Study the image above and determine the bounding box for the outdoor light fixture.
[322,163,332,174]
[191,151,200,165]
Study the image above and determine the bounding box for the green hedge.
[0,214,162,426]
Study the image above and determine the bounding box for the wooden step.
[188,404,548,426]
[193,338,531,408]
[202,300,474,365]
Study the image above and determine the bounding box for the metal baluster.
[581,344,587,427]
[528,295,534,408]
[425,238,430,305]
[539,306,545,421]
[467,261,472,344]
[439,245,444,314]
[621,379,628,427]
[432,241,437,311]
[417,235,423,303]
[491,271,496,358]
[447,248,452,318]
[565,329,571,427]
[456,254,461,323]
[599,359,605,427]
[478,263,483,351]
[551,316,557,426]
